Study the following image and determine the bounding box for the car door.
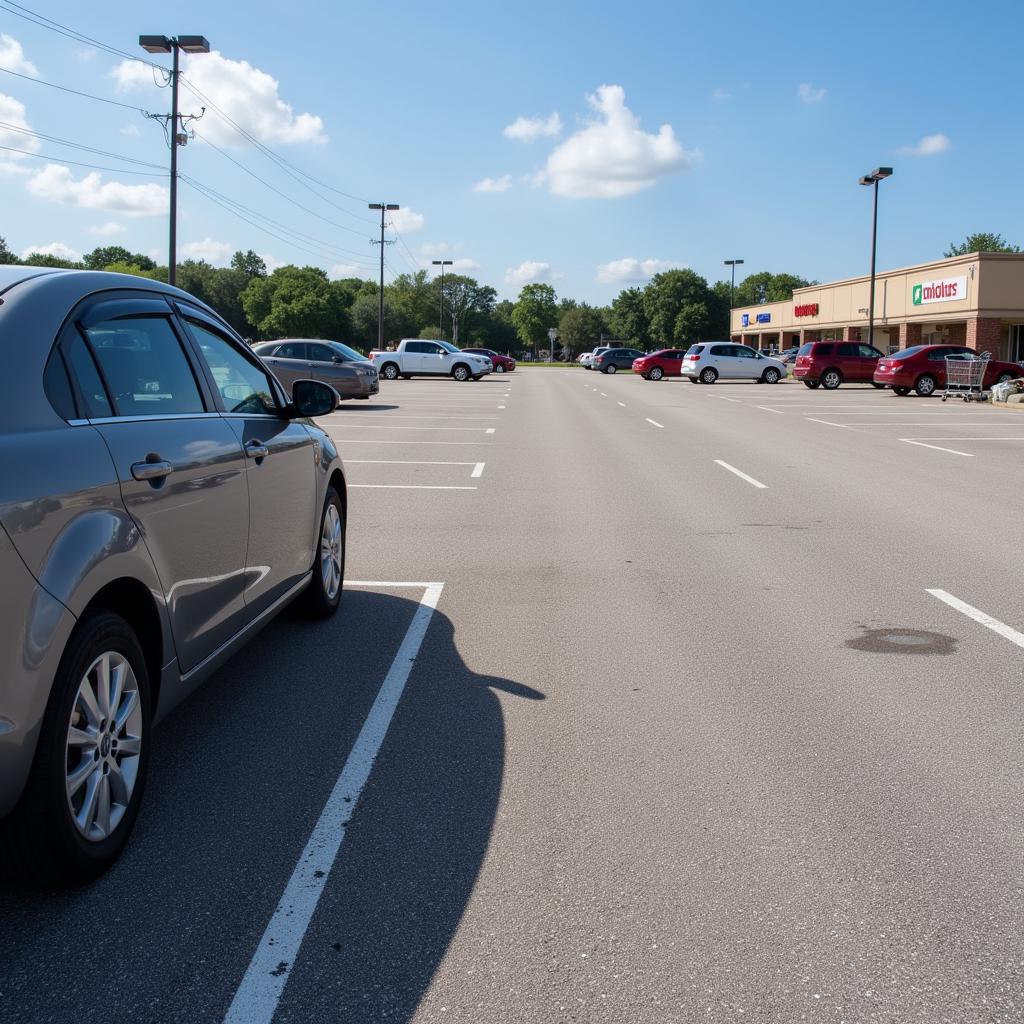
[307,342,358,399]
[402,341,428,374]
[856,344,884,382]
[261,342,308,394]
[705,344,732,377]
[421,342,449,375]
[74,297,251,674]
[178,306,320,616]
[733,345,761,379]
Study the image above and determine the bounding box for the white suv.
[682,342,788,384]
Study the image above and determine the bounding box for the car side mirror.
[291,379,339,418]
[332,355,343,363]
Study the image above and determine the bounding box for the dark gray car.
[0,267,348,886]
[254,339,379,400]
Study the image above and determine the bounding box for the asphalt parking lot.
[2,369,1022,1023]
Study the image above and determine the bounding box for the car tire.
[0,610,151,887]
[821,368,842,390]
[302,486,345,619]
[471,375,482,381]
[996,372,1015,385]
[700,367,718,384]
[803,380,820,389]
[762,367,781,384]
[914,374,937,397]
[494,364,505,373]
[872,382,886,389]
[401,374,412,380]
[452,364,471,382]
[605,364,618,374]
[649,366,664,381]
[893,386,911,396]
[688,377,698,383]
[380,362,400,381]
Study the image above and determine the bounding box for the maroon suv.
[462,348,516,373]
[874,345,1023,397]
[793,341,886,389]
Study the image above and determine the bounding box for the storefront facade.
[730,252,1024,362]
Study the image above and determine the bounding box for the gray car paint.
[255,339,379,399]
[0,267,346,819]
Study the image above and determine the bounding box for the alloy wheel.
[650,367,663,381]
[320,502,343,601]
[65,652,143,842]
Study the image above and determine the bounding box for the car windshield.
[439,341,461,353]
[892,346,925,358]
[328,342,367,362]
[686,345,704,354]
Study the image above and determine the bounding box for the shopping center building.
[731,252,1024,362]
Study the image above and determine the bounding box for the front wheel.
[380,362,400,381]
[0,611,151,887]
[914,375,937,397]
[649,366,664,381]
[605,364,618,374]
[996,372,1016,385]
[452,364,471,382]
[700,367,718,384]
[762,367,781,384]
[303,486,345,619]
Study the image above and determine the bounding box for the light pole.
[139,35,210,288]
[858,167,893,350]
[432,259,452,339]
[369,203,399,351]
[724,258,744,339]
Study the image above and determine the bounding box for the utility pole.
[858,168,893,350]
[724,258,744,338]
[140,35,210,287]
[432,259,452,339]
[369,203,399,350]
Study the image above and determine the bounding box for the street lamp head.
[385,204,400,211]
[431,260,453,266]
[724,258,744,267]
[176,35,211,53]
[139,35,173,53]
[872,167,893,180]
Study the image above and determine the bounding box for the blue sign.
[756,313,771,324]
[741,314,750,327]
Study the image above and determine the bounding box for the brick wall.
[966,317,1003,358]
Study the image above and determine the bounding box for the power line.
[0,67,156,114]
[0,121,167,170]
[392,227,424,272]
[0,143,167,176]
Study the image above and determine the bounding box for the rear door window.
[84,316,204,417]
[797,343,813,356]
[838,343,861,357]
[274,342,307,359]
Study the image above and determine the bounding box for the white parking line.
[617,402,626,407]
[471,462,485,478]
[805,418,864,431]
[714,460,767,489]
[756,406,784,414]
[900,439,974,457]
[224,582,444,1024]
[927,589,1024,650]
[486,428,495,434]
[498,405,506,409]
[350,484,477,490]
[600,392,608,397]
[645,418,664,428]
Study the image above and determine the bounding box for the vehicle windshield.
[891,346,925,358]
[686,345,704,354]
[328,342,367,362]
[439,341,461,353]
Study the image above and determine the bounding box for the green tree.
[732,271,813,307]
[642,269,711,345]
[558,303,605,357]
[944,232,1021,257]
[441,275,496,343]
[0,236,16,264]
[673,301,713,345]
[103,260,161,279]
[387,270,436,339]
[511,283,558,357]
[241,265,346,339]
[349,291,400,348]
[230,249,268,278]
[609,287,650,346]
[83,245,156,271]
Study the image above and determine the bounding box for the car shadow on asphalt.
[0,588,542,1024]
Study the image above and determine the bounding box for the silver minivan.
[0,267,347,886]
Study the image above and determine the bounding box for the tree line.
[3,230,1011,356]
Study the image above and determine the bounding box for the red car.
[874,345,1022,397]
[793,340,886,389]
[632,349,686,380]
[462,347,516,373]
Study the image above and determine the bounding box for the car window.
[709,344,729,356]
[797,343,813,356]
[838,343,860,357]
[329,342,366,362]
[859,345,884,358]
[737,346,758,358]
[63,332,114,418]
[308,343,335,363]
[84,316,204,417]
[816,343,834,355]
[43,347,76,420]
[686,345,704,355]
[928,348,952,360]
[275,342,307,359]
[185,319,278,415]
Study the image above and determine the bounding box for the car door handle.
[130,458,172,481]
[245,441,269,459]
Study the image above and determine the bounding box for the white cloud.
[797,82,826,104]
[542,85,696,199]
[430,257,479,274]
[259,252,284,272]
[76,47,98,62]
[473,174,513,193]
[330,262,374,280]
[419,241,453,257]
[505,260,553,287]
[711,87,731,101]
[27,163,169,216]
[21,241,82,261]
[89,221,127,237]
[0,92,39,174]
[182,237,233,264]
[0,34,38,77]
[899,132,951,157]
[119,123,141,138]
[596,257,687,284]
[111,51,326,147]
[389,207,424,233]
[503,112,562,142]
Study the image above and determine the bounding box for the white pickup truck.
[370,339,493,382]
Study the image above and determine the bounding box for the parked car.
[594,347,646,374]
[461,347,516,373]
[793,341,886,389]
[681,342,788,384]
[580,347,612,370]
[632,349,687,380]
[0,266,347,885]
[874,345,1024,396]
[369,339,491,381]
[779,346,800,365]
[253,338,379,399]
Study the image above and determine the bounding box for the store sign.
[794,303,819,317]
[741,314,749,327]
[756,313,771,324]
[912,276,967,305]
[742,313,770,326]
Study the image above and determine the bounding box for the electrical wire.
[0,143,166,176]
[0,121,167,170]
[0,67,155,113]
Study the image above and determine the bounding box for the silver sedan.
[254,339,379,400]
[0,266,348,886]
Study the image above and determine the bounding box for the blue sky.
[1,0,1020,304]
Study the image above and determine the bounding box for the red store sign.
[794,303,819,317]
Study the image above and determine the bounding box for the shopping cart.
[941,352,990,402]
